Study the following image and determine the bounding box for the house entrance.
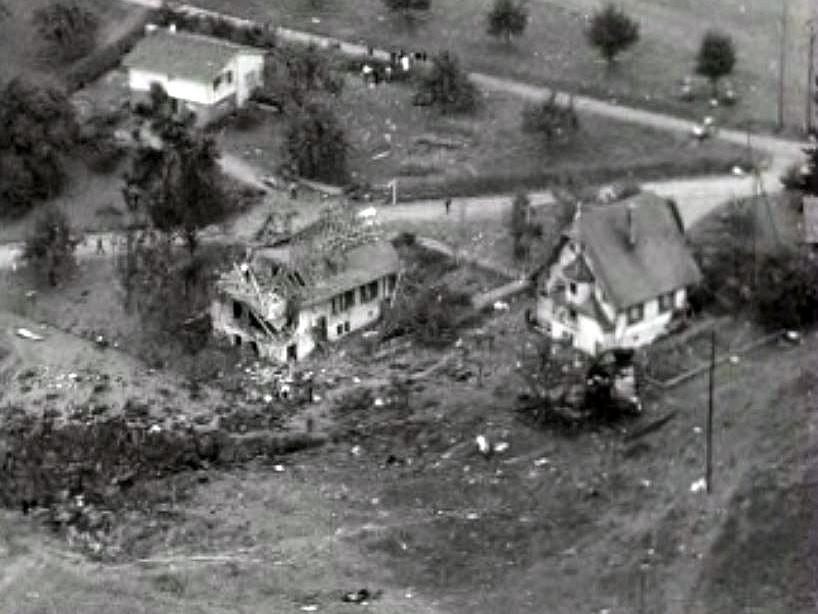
[286,344,297,361]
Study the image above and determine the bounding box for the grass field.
[222,78,750,198]
[189,0,814,135]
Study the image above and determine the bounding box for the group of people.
[360,47,430,87]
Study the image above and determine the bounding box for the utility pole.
[706,329,716,494]
[778,0,789,131]
[808,21,816,135]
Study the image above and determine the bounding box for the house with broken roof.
[211,208,400,362]
[535,191,702,355]
[122,26,265,126]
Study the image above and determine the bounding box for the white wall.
[128,68,228,105]
[211,274,396,363]
[233,52,265,106]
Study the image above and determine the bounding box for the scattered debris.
[492,300,510,312]
[342,588,381,604]
[493,441,509,454]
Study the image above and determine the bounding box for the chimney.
[627,202,637,248]
[168,22,177,33]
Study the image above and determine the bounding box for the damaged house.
[211,212,400,362]
[536,191,702,355]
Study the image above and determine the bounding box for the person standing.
[444,196,452,215]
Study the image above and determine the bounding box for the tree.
[521,92,580,142]
[755,249,818,331]
[486,0,528,45]
[696,30,736,97]
[263,44,344,110]
[382,0,431,26]
[32,1,100,63]
[124,90,228,253]
[586,3,640,70]
[509,191,530,260]
[283,99,349,184]
[413,51,478,114]
[0,78,79,218]
[23,206,80,287]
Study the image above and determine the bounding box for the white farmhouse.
[536,192,702,355]
[122,27,264,126]
[211,239,400,363]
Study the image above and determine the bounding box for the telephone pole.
[778,1,789,131]
[808,21,816,134]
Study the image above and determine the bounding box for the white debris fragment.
[693,426,702,434]
[273,464,285,473]
[300,605,319,612]
[263,394,273,404]
[374,397,385,407]
[640,479,652,488]
[148,424,162,434]
[690,477,707,493]
[465,512,480,520]
[493,300,510,312]
[351,445,362,457]
[475,435,491,456]
[729,355,740,364]
[493,441,509,454]
[15,328,44,341]
[533,457,550,467]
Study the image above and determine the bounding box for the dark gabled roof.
[578,192,702,310]
[804,196,818,244]
[122,30,263,83]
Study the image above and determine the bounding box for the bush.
[23,206,80,287]
[382,283,472,347]
[32,1,100,63]
[486,0,528,44]
[521,92,580,142]
[413,51,478,114]
[153,6,276,50]
[64,18,147,91]
[754,250,818,331]
[283,100,349,183]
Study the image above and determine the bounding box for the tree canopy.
[486,0,528,44]
[32,1,100,62]
[413,51,478,114]
[124,86,228,253]
[282,99,349,184]
[23,205,80,287]
[586,3,640,68]
[263,44,344,110]
[0,78,79,218]
[695,30,736,94]
[521,92,580,142]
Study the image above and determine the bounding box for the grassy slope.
[222,78,749,196]
[0,302,814,613]
[0,0,139,85]
[189,0,813,134]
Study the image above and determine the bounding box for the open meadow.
[189,0,814,134]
